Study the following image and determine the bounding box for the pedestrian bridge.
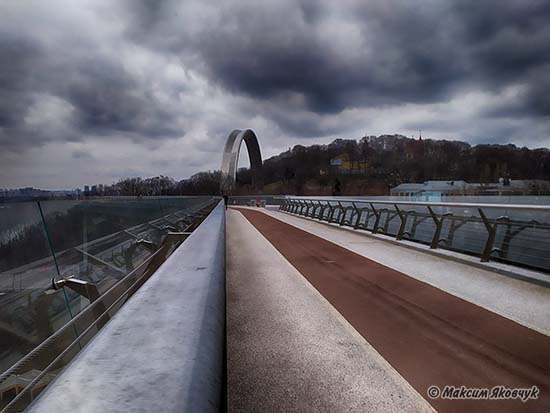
[1,197,549,412]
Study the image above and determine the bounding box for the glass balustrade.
[0,196,217,411]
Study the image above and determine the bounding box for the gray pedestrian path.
[226,209,434,413]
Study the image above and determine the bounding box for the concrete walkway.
[241,207,550,411]
[226,209,434,412]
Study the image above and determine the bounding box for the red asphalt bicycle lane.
[236,208,550,413]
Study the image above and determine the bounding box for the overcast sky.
[1,0,550,189]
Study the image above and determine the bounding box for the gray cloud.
[72,149,94,160]
[119,0,550,120]
[63,58,183,138]
[0,11,186,153]
[0,0,549,188]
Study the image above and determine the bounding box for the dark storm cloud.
[3,0,549,146]
[453,1,550,119]
[124,1,462,112]
[455,0,550,73]
[122,0,550,121]
[63,58,182,138]
[0,23,184,152]
[0,33,42,146]
[0,34,38,119]
[1,0,550,189]
[525,65,550,116]
[72,149,94,160]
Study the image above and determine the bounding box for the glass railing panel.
[0,202,74,383]
[127,223,166,245]
[39,199,165,248]
[160,197,206,222]
[71,258,152,351]
[158,196,193,215]
[0,197,218,411]
[492,211,550,271]
[380,210,401,236]
[402,211,435,245]
[0,202,53,274]
[430,208,485,256]
[363,210,376,230]
[37,199,167,316]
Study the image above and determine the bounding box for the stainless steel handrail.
[275,196,550,211]
[0,200,219,382]
[0,199,219,412]
[24,201,226,413]
[278,197,550,274]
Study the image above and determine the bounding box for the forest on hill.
[71,134,550,197]
[235,134,550,195]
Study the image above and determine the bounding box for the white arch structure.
[220,129,263,192]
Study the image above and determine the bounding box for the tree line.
[94,134,550,196]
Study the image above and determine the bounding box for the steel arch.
[220,129,263,192]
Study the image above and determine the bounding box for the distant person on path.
[333,178,341,196]
[223,194,229,210]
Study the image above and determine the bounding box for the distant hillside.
[78,134,550,197]
[235,134,550,195]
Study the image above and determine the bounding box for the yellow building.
[330,154,368,174]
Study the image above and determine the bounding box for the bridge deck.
[226,208,433,412]
[229,207,550,413]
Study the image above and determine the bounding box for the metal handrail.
[0,247,166,413]
[0,201,219,383]
[275,196,550,211]
[279,197,550,275]
[0,199,219,412]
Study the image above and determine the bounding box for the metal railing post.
[313,201,322,218]
[297,200,303,214]
[394,205,407,240]
[327,202,335,222]
[370,203,381,234]
[53,276,109,330]
[327,204,336,223]
[338,202,346,225]
[302,200,309,216]
[319,201,325,218]
[427,206,442,249]
[308,200,316,217]
[321,201,329,220]
[353,202,362,229]
[478,208,497,262]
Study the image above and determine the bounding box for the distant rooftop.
[391,179,550,195]
[391,180,468,193]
